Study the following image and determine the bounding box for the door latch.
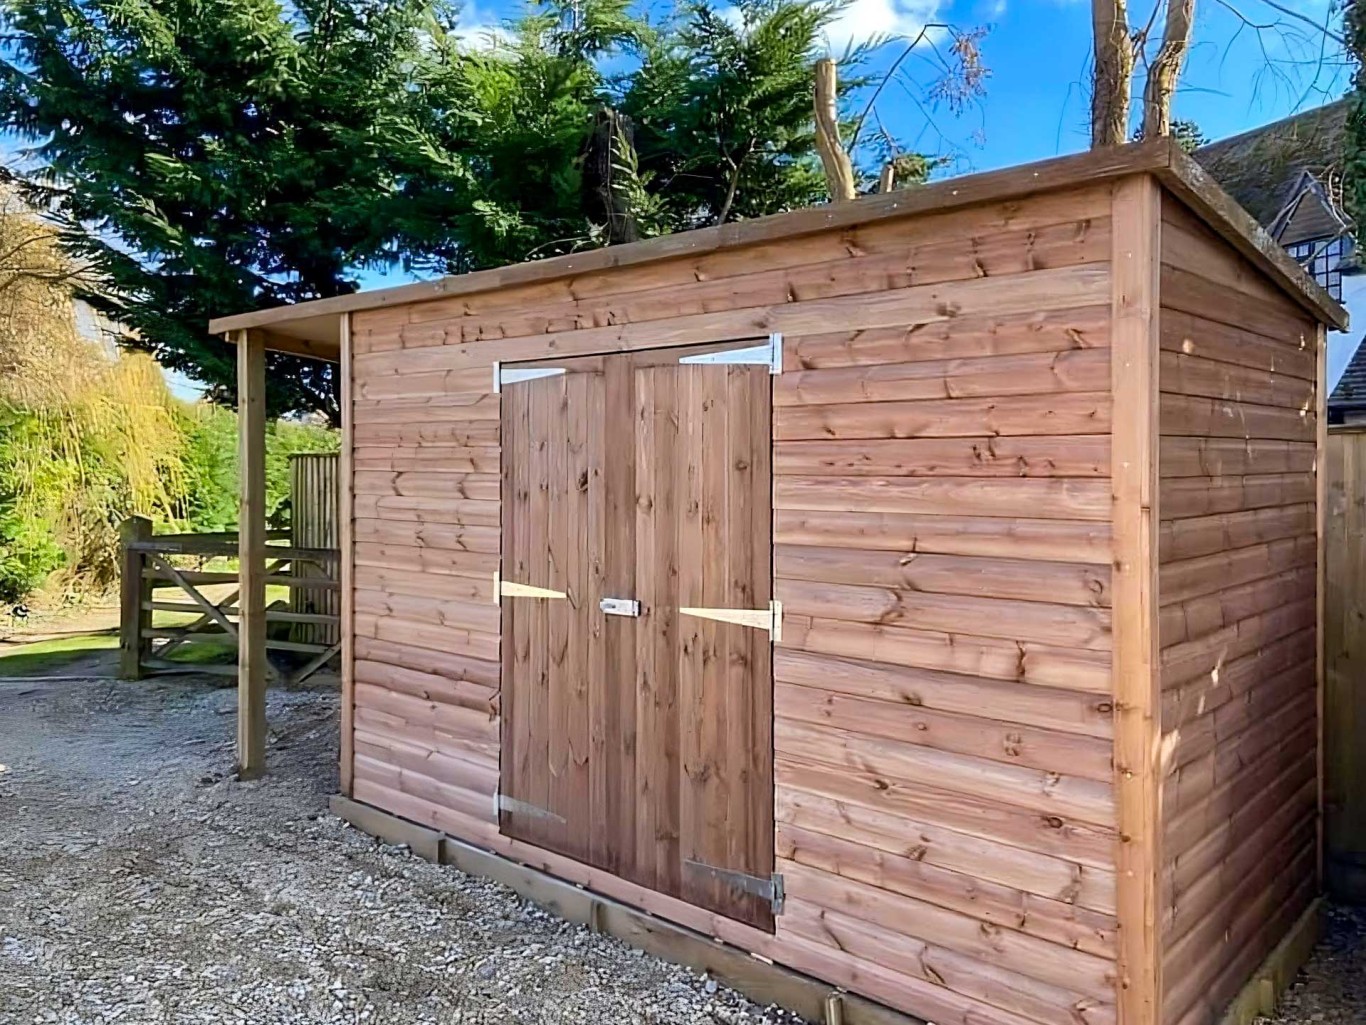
[599,597,641,617]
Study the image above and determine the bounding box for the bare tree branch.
[849,24,936,149]
[1142,0,1195,136]
[1251,0,1346,47]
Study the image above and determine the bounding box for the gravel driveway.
[4,666,1365,1025]
[0,669,799,1025]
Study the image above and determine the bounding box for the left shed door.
[498,356,610,863]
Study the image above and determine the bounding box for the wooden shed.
[210,139,1346,1025]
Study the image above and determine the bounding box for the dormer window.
[1285,235,1347,300]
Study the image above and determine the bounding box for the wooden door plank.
[744,365,776,924]
[635,365,683,896]
[686,362,727,918]
[589,355,633,874]
[500,377,530,842]
[552,368,594,861]
[671,360,775,931]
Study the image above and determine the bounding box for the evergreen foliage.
[1346,0,1366,233]
[410,0,881,270]
[0,0,943,415]
[621,0,841,230]
[0,0,472,420]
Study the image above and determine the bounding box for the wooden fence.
[1326,425,1366,900]
[289,452,340,647]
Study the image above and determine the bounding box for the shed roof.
[209,137,1348,361]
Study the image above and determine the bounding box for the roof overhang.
[210,137,1349,360]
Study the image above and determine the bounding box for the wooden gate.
[498,342,776,931]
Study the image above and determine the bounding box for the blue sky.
[358,0,1351,290]
[470,0,1352,171]
[892,0,1348,169]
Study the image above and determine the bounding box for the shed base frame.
[329,795,922,1025]
[1216,898,1323,1025]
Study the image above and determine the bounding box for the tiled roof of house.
[1194,100,1348,227]
[1333,340,1366,411]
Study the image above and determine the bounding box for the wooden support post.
[118,515,153,679]
[237,327,268,778]
[1110,174,1163,1025]
[1316,322,1327,890]
[339,312,356,796]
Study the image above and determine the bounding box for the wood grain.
[1156,187,1322,1025]
[1110,173,1162,1025]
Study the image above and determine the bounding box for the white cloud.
[718,0,944,53]
[821,0,944,52]
[452,1,512,49]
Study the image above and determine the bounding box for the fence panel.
[1327,426,1366,900]
[289,452,340,647]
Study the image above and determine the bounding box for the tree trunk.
[1141,0,1195,138]
[1091,0,1134,147]
[582,107,641,245]
[813,58,856,202]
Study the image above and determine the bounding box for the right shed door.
[499,345,775,932]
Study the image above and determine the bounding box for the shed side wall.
[348,184,1120,1025]
[1157,196,1321,1025]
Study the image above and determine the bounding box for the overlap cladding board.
[345,182,1121,1025]
[1155,199,1321,1025]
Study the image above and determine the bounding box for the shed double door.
[498,344,775,931]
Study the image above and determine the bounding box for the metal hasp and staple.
[684,859,785,915]
[599,597,642,618]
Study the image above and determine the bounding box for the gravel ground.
[0,669,801,1025]
[1255,905,1366,1025]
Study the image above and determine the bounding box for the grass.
[0,630,119,676]
[0,629,238,678]
[0,585,296,678]
[162,637,237,665]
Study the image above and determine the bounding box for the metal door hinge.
[494,362,566,393]
[678,333,782,375]
[599,597,641,617]
[678,600,782,642]
[684,860,785,915]
[496,794,566,824]
[493,570,566,603]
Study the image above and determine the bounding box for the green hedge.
[0,391,338,605]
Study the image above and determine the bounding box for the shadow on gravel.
[1257,905,1366,1025]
